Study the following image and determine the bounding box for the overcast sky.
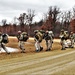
[0,0,75,24]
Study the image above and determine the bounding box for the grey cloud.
[0,0,75,23]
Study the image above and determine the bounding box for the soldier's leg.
[20,41,25,53]
[1,43,10,54]
[49,40,52,50]
[46,40,49,51]
[38,42,43,51]
[46,40,48,49]
[0,43,2,54]
[40,46,43,51]
[19,41,22,50]
[61,40,66,50]
[46,40,52,51]
[35,41,40,52]
[0,43,1,51]
[71,39,74,48]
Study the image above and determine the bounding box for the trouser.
[61,40,66,49]
[19,41,25,52]
[46,40,52,50]
[70,39,74,48]
[35,40,42,52]
[0,43,10,54]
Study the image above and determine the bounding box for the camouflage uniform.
[0,32,10,54]
[34,30,43,52]
[69,32,75,48]
[59,29,67,50]
[48,31,54,43]
[17,31,25,53]
[18,41,25,52]
[44,31,53,51]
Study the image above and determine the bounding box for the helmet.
[22,32,27,35]
[18,31,21,34]
[61,29,64,32]
[71,32,73,34]
[49,31,53,34]
[46,30,48,33]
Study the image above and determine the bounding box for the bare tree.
[26,9,35,35]
[47,6,60,32]
[18,13,26,25]
[17,9,35,26]
[72,6,75,19]
[48,6,60,24]
[26,9,35,25]
[2,19,7,26]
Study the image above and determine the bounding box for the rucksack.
[48,31,54,39]
[44,33,52,40]
[20,32,29,41]
[64,31,69,40]
[2,34,9,44]
[35,32,43,42]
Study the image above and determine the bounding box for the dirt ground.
[0,37,75,75]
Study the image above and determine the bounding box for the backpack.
[2,34,9,44]
[64,31,69,40]
[44,33,52,40]
[49,31,54,39]
[35,32,43,42]
[20,32,29,41]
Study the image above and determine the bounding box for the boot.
[7,52,10,54]
[48,48,51,51]
[61,48,66,50]
[36,49,40,52]
[40,47,43,51]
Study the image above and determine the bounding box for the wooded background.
[0,6,75,37]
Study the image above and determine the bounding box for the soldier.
[64,31,69,48]
[17,31,29,53]
[69,32,75,48]
[48,31,54,43]
[44,30,53,51]
[17,31,22,42]
[34,30,43,52]
[64,31,69,40]
[0,32,10,54]
[59,29,67,50]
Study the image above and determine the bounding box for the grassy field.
[0,37,75,75]
[0,37,62,60]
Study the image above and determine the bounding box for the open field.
[0,37,75,75]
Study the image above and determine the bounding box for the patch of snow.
[0,47,19,53]
[65,40,71,47]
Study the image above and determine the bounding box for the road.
[0,48,75,75]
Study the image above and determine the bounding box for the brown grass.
[0,37,74,60]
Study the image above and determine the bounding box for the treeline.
[0,6,75,37]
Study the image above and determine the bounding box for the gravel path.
[0,50,75,75]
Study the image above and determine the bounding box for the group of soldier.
[34,30,54,52]
[17,29,75,53]
[59,29,75,50]
[0,29,75,54]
